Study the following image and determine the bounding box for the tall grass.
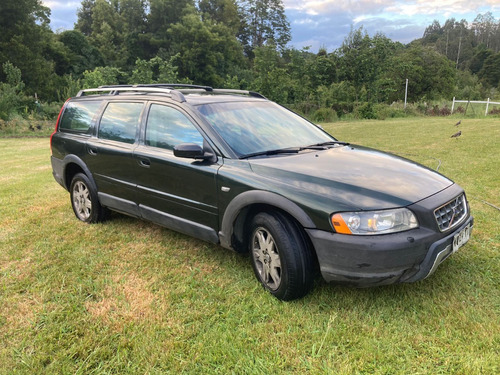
[0,117,498,374]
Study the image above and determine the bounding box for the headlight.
[331,208,418,235]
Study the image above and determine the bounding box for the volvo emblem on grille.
[447,197,460,229]
[434,194,467,232]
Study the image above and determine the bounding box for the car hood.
[248,145,453,210]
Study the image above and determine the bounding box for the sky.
[44,0,500,52]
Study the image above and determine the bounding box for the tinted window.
[145,104,204,150]
[98,102,143,144]
[59,101,101,133]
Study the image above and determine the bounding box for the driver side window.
[145,104,204,150]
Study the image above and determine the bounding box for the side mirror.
[173,143,215,161]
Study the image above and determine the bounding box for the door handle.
[87,146,98,156]
[138,158,151,167]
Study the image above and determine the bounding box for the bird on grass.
[454,120,461,126]
[451,131,462,139]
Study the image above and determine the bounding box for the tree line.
[1,0,499,121]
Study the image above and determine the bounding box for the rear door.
[86,101,145,215]
[133,102,221,241]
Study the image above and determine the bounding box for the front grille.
[434,194,468,232]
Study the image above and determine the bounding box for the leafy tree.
[479,52,500,88]
[117,0,149,65]
[420,13,500,71]
[0,62,26,119]
[469,47,494,75]
[199,0,241,33]
[319,81,356,107]
[382,44,456,102]
[87,0,124,67]
[58,30,104,76]
[336,27,377,100]
[308,48,337,88]
[251,44,292,103]
[168,13,245,86]
[148,0,195,40]
[472,12,500,52]
[82,66,124,88]
[239,0,291,54]
[0,0,59,99]
[129,56,179,84]
[455,69,484,100]
[76,0,149,68]
[423,20,443,44]
[75,0,95,36]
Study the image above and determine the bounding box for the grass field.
[1,117,499,374]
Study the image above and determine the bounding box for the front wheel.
[249,212,314,301]
[69,173,107,223]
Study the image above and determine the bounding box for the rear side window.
[59,101,101,133]
[98,102,144,144]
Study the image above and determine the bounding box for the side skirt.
[97,193,219,244]
[139,205,219,244]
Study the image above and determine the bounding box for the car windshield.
[196,101,335,157]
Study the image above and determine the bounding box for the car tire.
[249,211,314,301]
[69,173,107,223]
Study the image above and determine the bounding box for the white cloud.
[285,0,500,51]
[386,0,476,17]
[42,1,80,10]
[284,0,395,16]
[285,0,499,18]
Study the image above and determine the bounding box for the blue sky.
[43,0,500,52]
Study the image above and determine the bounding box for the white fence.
[451,97,500,115]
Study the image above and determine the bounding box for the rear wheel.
[69,173,107,223]
[249,211,314,301]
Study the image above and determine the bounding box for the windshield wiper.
[239,141,349,159]
[239,147,301,159]
[302,141,350,149]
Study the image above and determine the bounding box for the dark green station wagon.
[50,84,473,300]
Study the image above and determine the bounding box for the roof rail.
[77,86,172,96]
[75,84,267,101]
[76,86,186,102]
[212,89,267,99]
[129,83,214,91]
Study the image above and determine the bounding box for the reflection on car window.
[197,101,332,156]
[60,101,101,133]
[99,102,143,144]
[145,104,204,150]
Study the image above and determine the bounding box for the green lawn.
[1,117,499,374]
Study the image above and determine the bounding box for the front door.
[133,103,220,241]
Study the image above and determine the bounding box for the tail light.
[50,98,70,153]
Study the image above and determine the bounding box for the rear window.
[59,101,101,133]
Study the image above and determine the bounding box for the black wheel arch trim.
[219,190,316,250]
[62,154,97,192]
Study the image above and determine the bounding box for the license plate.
[453,224,471,253]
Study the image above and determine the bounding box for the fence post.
[485,98,490,116]
[451,97,455,114]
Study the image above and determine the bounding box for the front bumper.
[306,216,473,287]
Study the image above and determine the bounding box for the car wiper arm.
[239,147,301,159]
[240,142,349,159]
[304,141,350,148]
